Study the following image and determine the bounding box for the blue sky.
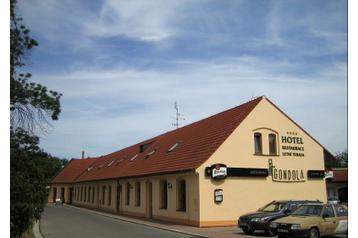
[17,0,347,159]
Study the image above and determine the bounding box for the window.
[334,205,348,217]
[102,186,106,205]
[81,187,83,201]
[84,187,87,202]
[92,186,95,203]
[168,142,180,152]
[145,149,156,159]
[130,154,138,161]
[107,160,115,167]
[254,133,262,154]
[125,183,130,205]
[269,134,277,155]
[160,180,168,209]
[323,205,335,218]
[177,179,186,211]
[108,186,112,206]
[135,182,141,206]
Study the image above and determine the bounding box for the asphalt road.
[40,205,200,238]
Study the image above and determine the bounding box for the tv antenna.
[172,101,185,129]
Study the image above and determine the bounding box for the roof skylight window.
[107,160,115,167]
[115,159,123,166]
[87,166,93,171]
[130,154,138,161]
[168,142,180,152]
[145,149,157,159]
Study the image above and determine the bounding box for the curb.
[32,220,43,238]
[65,204,209,238]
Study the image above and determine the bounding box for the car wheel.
[242,227,254,235]
[309,228,320,238]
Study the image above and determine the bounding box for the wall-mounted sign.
[214,189,223,203]
[268,159,305,182]
[210,164,227,179]
[281,132,305,157]
[307,170,325,179]
[205,165,268,179]
[324,171,334,179]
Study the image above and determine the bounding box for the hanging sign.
[205,165,268,179]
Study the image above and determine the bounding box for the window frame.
[268,133,278,155]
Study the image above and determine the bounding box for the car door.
[320,205,337,235]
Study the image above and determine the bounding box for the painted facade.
[49,96,333,227]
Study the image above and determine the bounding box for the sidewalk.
[65,204,257,238]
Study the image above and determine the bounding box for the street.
[40,205,200,238]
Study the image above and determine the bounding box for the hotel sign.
[281,132,305,157]
[268,159,305,182]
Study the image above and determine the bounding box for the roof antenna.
[172,101,185,129]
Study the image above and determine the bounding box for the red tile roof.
[75,97,263,182]
[50,158,97,184]
[331,168,348,182]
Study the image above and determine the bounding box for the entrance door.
[116,184,122,213]
[146,182,153,219]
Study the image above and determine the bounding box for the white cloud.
[36,57,347,158]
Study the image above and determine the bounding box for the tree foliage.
[11,0,62,132]
[332,150,348,168]
[10,0,66,237]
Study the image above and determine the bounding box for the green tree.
[10,0,65,237]
[333,150,348,168]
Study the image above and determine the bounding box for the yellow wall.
[197,97,327,226]
[71,172,200,225]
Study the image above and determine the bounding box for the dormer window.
[269,133,277,155]
[254,133,262,155]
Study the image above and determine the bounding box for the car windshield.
[258,202,287,212]
[292,205,323,216]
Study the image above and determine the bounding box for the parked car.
[238,200,322,235]
[270,203,348,238]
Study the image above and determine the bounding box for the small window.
[269,134,277,155]
[334,205,348,217]
[125,183,130,205]
[115,159,123,166]
[81,187,83,201]
[108,186,112,206]
[130,154,138,161]
[168,142,180,152]
[84,187,87,202]
[160,180,168,209]
[254,133,262,155]
[177,179,186,212]
[135,182,141,207]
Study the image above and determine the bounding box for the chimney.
[81,150,85,159]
